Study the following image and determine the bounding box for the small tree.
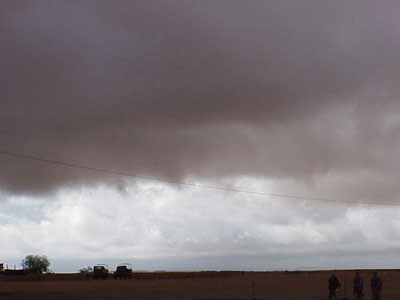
[21,254,50,274]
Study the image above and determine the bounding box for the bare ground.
[1,270,399,299]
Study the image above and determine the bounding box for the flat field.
[1,270,399,299]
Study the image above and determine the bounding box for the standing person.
[370,272,382,300]
[353,272,364,300]
[328,274,341,300]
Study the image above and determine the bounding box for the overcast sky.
[2,0,400,272]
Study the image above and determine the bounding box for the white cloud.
[2,179,400,271]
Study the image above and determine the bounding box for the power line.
[0,149,398,206]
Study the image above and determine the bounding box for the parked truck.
[93,264,109,279]
[114,263,132,279]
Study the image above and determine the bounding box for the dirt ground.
[1,270,399,299]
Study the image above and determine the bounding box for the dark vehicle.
[93,264,109,279]
[114,263,133,279]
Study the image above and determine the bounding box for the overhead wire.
[0,149,398,206]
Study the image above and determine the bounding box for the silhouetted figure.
[353,272,364,300]
[370,272,382,300]
[328,274,341,300]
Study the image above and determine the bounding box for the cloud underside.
[3,1,400,270]
[1,0,400,204]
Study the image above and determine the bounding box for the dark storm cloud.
[1,0,400,197]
